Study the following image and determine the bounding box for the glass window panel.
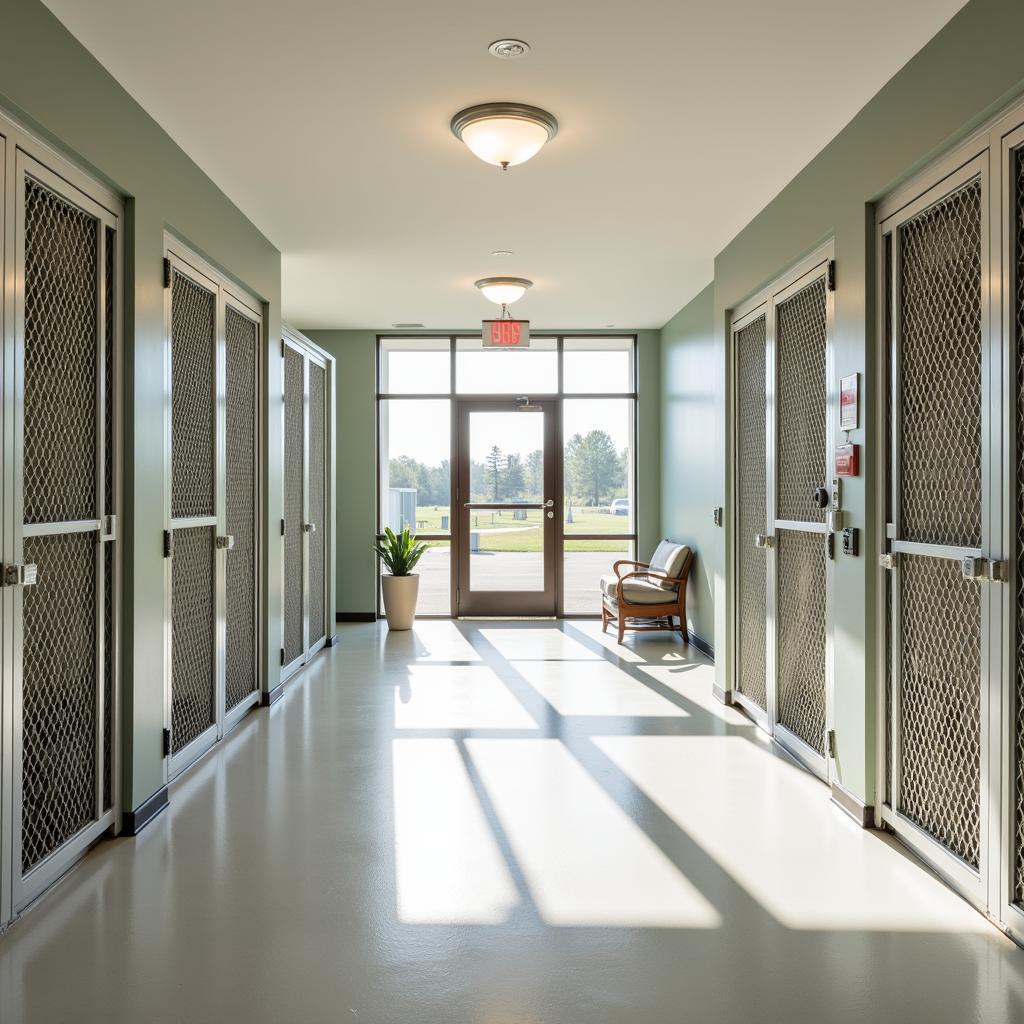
[380,399,451,533]
[563,399,634,533]
[380,337,451,394]
[456,336,557,394]
[564,539,633,615]
[467,408,545,592]
[381,540,451,616]
[563,337,634,394]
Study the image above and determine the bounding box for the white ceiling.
[44,0,966,329]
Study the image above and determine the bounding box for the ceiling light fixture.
[491,249,514,257]
[451,103,558,170]
[475,276,532,306]
[488,39,531,59]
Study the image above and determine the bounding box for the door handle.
[303,522,316,534]
[961,555,1006,582]
[753,534,773,549]
[216,534,235,551]
[544,499,554,507]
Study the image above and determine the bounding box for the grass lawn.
[410,505,631,552]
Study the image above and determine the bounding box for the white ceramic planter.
[381,574,419,630]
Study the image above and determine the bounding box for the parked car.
[611,498,630,516]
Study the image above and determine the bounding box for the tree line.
[389,429,627,506]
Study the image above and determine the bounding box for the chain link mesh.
[171,527,216,753]
[898,179,982,548]
[736,315,767,710]
[776,530,827,754]
[1013,148,1024,905]
[225,307,258,711]
[776,277,827,522]
[284,347,305,664]
[21,533,98,872]
[885,231,894,809]
[308,361,326,646]
[22,178,98,524]
[171,269,216,519]
[898,554,981,868]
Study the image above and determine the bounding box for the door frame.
[455,397,559,617]
[728,241,836,785]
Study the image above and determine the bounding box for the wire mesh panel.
[775,278,827,522]
[1013,148,1024,905]
[775,530,827,754]
[171,269,216,520]
[171,527,216,753]
[308,361,326,646]
[283,347,305,664]
[884,232,893,809]
[225,307,258,711]
[20,533,98,872]
[898,555,981,867]
[736,315,767,711]
[22,178,98,524]
[898,179,983,548]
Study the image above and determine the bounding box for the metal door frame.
[729,299,772,732]
[164,238,264,780]
[769,250,836,783]
[281,335,307,682]
[728,244,835,785]
[6,140,123,914]
[223,288,264,734]
[304,348,330,660]
[876,144,994,911]
[455,397,559,617]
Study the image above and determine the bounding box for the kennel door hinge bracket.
[827,729,836,759]
[827,259,836,292]
[163,257,172,288]
[162,727,171,757]
[163,529,173,558]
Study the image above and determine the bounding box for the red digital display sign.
[482,320,530,347]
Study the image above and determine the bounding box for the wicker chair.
[600,540,694,644]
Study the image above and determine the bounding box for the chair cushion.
[600,573,677,605]
[648,540,690,590]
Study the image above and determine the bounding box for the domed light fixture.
[475,276,533,305]
[451,103,558,170]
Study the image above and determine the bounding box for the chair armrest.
[613,559,649,578]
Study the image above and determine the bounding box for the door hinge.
[826,533,835,560]
[879,551,898,570]
[163,529,173,558]
[827,729,836,759]
[827,259,836,292]
[162,727,171,757]
[280,518,286,536]
[280,647,286,666]
[163,257,172,288]
[2,563,38,587]
[281,339,286,358]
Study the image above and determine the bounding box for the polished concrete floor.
[1,621,1023,1023]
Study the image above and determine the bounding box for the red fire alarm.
[835,443,859,477]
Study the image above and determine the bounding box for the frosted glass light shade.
[475,277,533,305]
[452,104,558,169]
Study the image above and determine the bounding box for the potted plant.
[374,527,428,630]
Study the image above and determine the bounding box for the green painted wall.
[659,0,1024,804]
[306,329,660,614]
[659,285,716,648]
[2,0,283,812]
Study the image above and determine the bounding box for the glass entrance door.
[456,399,557,616]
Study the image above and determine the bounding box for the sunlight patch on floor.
[513,660,689,717]
[392,739,519,924]
[466,738,720,928]
[637,664,749,724]
[394,665,536,730]
[479,628,603,662]
[596,735,994,932]
[381,620,482,662]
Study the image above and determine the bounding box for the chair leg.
[601,606,609,634]
[617,614,626,645]
[678,594,689,643]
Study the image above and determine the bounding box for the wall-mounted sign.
[839,372,859,431]
[835,443,860,477]
[482,319,530,347]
